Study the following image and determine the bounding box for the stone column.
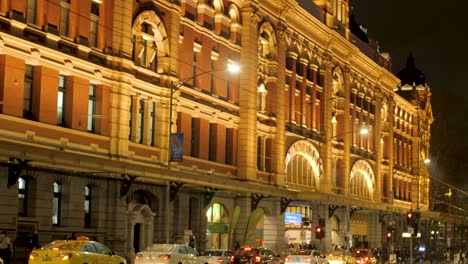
[388,97,395,201]
[321,54,334,193]
[238,4,260,181]
[374,89,383,202]
[272,27,287,186]
[342,66,352,195]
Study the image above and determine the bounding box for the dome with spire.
[396,54,426,86]
[394,54,430,109]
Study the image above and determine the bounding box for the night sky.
[349,1,468,190]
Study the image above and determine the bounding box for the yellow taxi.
[29,236,126,264]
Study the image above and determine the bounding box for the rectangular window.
[138,99,144,144]
[88,84,96,132]
[140,39,147,66]
[90,15,99,48]
[57,75,66,125]
[149,102,155,146]
[60,0,70,36]
[18,177,28,217]
[129,97,133,140]
[209,123,216,161]
[52,182,62,225]
[26,0,37,24]
[90,0,100,47]
[84,185,91,228]
[23,65,33,119]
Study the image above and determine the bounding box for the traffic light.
[386,230,392,241]
[315,225,324,239]
[406,212,413,224]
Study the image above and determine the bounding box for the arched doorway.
[127,190,158,258]
[206,203,230,249]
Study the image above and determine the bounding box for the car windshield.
[203,251,223,256]
[42,241,81,250]
[292,250,313,255]
[144,244,175,252]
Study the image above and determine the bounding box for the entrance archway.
[206,203,230,249]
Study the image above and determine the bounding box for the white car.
[202,249,233,264]
[285,249,327,264]
[135,244,209,264]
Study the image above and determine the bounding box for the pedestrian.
[0,230,12,264]
[27,228,40,251]
[188,235,195,249]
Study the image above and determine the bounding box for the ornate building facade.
[0,0,465,262]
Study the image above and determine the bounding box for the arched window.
[53,181,62,225]
[18,177,28,216]
[84,185,92,228]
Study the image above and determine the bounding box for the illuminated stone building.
[0,0,463,261]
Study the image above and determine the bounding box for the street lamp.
[315,126,369,250]
[167,63,240,166]
[164,63,239,243]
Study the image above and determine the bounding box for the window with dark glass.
[52,181,62,225]
[23,65,33,119]
[90,2,99,48]
[129,97,133,140]
[26,0,37,24]
[138,99,144,143]
[57,75,66,125]
[84,185,91,228]
[149,102,155,146]
[60,0,70,36]
[18,177,28,216]
[88,84,96,132]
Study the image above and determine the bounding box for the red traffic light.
[407,212,413,218]
[386,232,392,238]
[316,227,321,232]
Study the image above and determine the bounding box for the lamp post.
[167,63,240,167]
[315,126,369,250]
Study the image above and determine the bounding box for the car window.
[313,251,321,257]
[186,246,198,256]
[93,242,112,255]
[83,243,97,253]
[177,246,188,254]
[145,244,175,252]
[225,251,233,257]
[294,250,312,255]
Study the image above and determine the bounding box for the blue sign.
[170,133,184,162]
[285,213,302,224]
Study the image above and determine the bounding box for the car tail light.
[135,254,143,260]
[255,256,261,263]
[57,253,73,260]
[285,257,292,262]
[230,256,235,262]
[244,247,252,252]
[29,253,38,260]
[160,254,171,260]
[304,257,312,262]
[364,257,369,261]
[215,258,224,263]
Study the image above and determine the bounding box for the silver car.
[285,249,327,264]
[202,249,233,264]
[135,244,209,264]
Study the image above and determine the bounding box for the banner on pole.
[170,133,184,162]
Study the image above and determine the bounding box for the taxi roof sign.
[76,236,90,241]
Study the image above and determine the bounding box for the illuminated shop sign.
[285,213,302,224]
